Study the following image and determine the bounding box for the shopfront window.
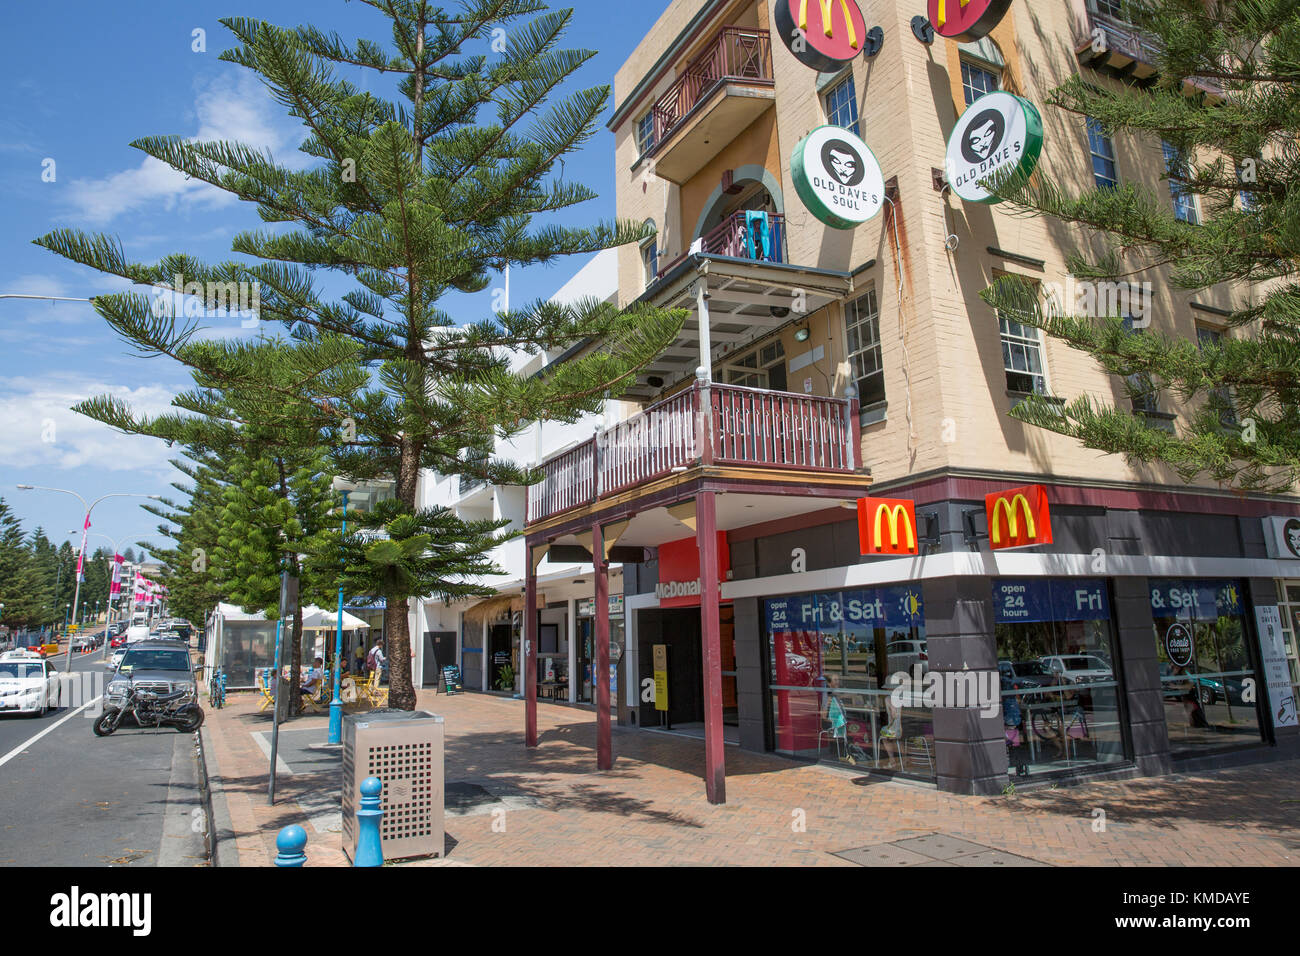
[1150,579,1262,755]
[994,578,1127,777]
[763,586,932,779]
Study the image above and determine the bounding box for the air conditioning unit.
[341,710,445,862]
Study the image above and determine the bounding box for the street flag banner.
[110,554,124,595]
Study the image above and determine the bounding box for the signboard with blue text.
[1148,579,1243,620]
[764,585,924,633]
[992,578,1110,624]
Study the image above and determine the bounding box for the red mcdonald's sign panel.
[985,484,1052,550]
[775,0,869,73]
[857,497,919,556]
[656,532,731,608]
[927,0,1014,43]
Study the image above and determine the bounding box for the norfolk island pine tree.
[981,0,1300,492]
[36,0,685,709]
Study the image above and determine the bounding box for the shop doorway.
[488,623,513,692]
[637,608,704,726]
[423,631,456,685]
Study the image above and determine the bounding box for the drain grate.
[833,834,1047,867]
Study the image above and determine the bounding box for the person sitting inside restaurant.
[301,656,324,697]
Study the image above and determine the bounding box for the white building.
[408,248,637,706]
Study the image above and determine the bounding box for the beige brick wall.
[611,0,1278,497]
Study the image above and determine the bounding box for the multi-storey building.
[413,0,1300,803]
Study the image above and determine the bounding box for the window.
[763,586,930,779]
[641,239,658,286]
[1196,325,1237,426]
[1162,141,1200,224]
[994,578,1127,778]
[1086,118,1119,190]
[1090,0,1125,18]
[823,73,859,136]
[1150,579,1263,757]
[961,59,1000,106]
[845,288,884,406]
[635,110,656,156]
[722,339,786,391]
[995,276,1048,394]
[1122,316,1158,414]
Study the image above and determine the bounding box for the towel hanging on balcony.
[744,210,771,261]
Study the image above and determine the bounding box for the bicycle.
[208,666,227,710]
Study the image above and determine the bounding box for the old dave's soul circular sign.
[928,0,1014,42]
[791,125,885,229]
[775,0,868,72]
[944,91,1042,204]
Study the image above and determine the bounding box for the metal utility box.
[341,710,445,862]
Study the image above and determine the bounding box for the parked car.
[105,641,198,712]
[886,639,928,675]
[1158,662,1247,705]
[0,652,60,716]
[997,659,1059,697]
[1040,654,1113,685]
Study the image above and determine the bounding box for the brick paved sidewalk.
[202,688,1300,867]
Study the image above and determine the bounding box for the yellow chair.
[299,675,326,713]
[257,669,276,713]
[359,669,388,707]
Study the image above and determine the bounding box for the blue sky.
[0,0,666,556]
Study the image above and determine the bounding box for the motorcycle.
[93,683,205,736]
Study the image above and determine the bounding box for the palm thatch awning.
[464,594,525,626]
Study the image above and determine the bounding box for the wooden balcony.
[1076,4,1222,97]
[647,27,775,184]
[526,382,861,525]
[656,210,786,282]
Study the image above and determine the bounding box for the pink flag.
[110,554,124,595]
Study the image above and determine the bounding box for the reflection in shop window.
[1150,579,1262,756]
[994,578,1128,778]
[763,586,932,779]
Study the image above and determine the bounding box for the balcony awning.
[623,255,854,400]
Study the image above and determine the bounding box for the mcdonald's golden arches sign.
[985,483,1052,551]
[857,497,919,556]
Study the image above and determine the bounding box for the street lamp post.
[18,485,161,669]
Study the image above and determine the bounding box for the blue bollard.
[275,825,308,867]
[353,776,384,867]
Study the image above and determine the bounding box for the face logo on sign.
[945,91,1043,204]
[822,139,864,186]
[928,0,1014,43]
[775,0,869,73]
[792,125,885,229]
[1285,518,1300,558]
[962,109,1004,163]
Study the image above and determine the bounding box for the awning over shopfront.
[464,594,525,626]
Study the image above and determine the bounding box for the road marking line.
[251,731,295,776]
[0,696,103,771]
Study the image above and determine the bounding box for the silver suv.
[106,641,197,707]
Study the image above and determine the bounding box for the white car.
[108,649,127,671]
[1040,654,1113,685]
[0,654,60,716]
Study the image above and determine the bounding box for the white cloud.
[0,374,181,480]
[62,72,307,225]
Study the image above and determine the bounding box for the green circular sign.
[944,92,1043,204]
[791,125,886,230]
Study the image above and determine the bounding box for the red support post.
[594,522,612,771]
[697,490,726,804]
[525,549,538,748]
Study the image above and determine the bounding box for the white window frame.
[844,287,885,407]
[822,73,860,136]
[1086,117,1119,189]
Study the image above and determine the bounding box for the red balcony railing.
[526,382,860,524]
[657,210,786,280]
[1081,4,1222,96]
[650,27,773,149]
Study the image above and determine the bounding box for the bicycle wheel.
[1032,709,1062,741]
